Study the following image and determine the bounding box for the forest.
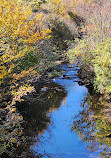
[0,0,111,157]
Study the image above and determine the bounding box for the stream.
[16,64,111,158]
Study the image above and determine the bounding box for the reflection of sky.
[31,65,101,158]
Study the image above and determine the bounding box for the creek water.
[15,64,111,158]
[26,64,110,158]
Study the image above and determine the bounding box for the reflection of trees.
[0,108,23,158]
[72,94,111,157]
[14,82,67,157]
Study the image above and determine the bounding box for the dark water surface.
[26,64,110,158]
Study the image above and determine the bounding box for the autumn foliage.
[0,0,111,156]
[0,0,51,105]
[0,0,52,155]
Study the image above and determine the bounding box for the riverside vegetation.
[0,0,111,157]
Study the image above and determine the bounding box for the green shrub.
[92,38,111,94]
[67,37,111,94]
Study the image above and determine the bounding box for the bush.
[67,37,111,94]
[92,38,111,94]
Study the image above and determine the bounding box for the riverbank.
[75,64,111,123]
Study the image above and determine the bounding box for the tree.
[0,0,51,156]
[0,0,51,105]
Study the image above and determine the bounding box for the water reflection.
[15,82,66,157]
[72,94,111,157]
[31,65,97,158]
